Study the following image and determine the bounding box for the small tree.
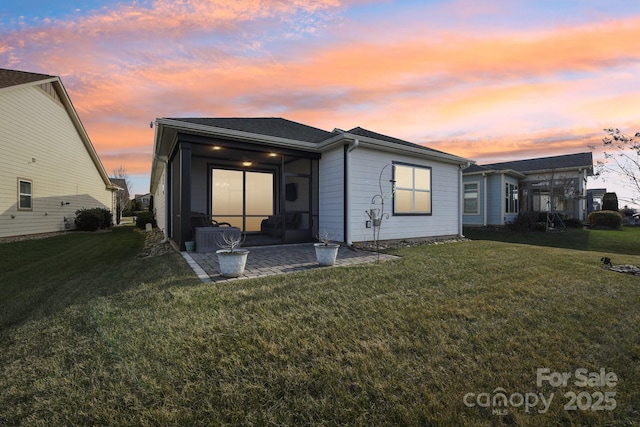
[602,192,619,211]
[591,128,640,206]
[111,165,132,224]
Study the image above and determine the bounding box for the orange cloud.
[420,129,603,169]
[4,1,640,195]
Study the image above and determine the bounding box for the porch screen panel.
[211,169,243,229]
[245,171,274,231]
[211,169,274,232]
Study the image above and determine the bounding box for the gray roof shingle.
[481,152,593,173]
[346,126,455,156]
[171,117,335,143]
[0,68,55,89]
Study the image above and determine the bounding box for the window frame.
[18,178,33,211]
[464,181,480,215]
[505,182,518,214]
[392,161,432,216]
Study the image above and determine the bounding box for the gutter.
[459,162,471,237]
[483,173,488,227]
[321,132,471,166]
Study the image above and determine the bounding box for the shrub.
[564,218,584,228]
[602,192,619,211]
[508,211,539,231]
[587,210,623,229]
[75,208,113,231]
[135,211,156,229]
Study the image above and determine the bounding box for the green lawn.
[1,226,639,426]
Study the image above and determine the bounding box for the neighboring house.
[587,188,606,213]
[135,193,152,210]
[463,152,593,227]
[150,118,472,250]
[110,177,130,207]
[0,69,117,238]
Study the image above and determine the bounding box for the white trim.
[17,177,33,211]
[463,181,480,215]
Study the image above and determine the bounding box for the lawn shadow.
[0,227,199,330]
[464,226,640,256]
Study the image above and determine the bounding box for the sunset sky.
[2,0,639,205]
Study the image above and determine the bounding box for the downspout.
[344,139,360,245]
[162,160,170,243]
[501,174,506,225]
[483,173,488,227]
[459,164,463,237]
[459,162,471,237]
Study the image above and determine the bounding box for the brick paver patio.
[182,243,398,283]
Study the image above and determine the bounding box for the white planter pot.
[314,243,340,266]
[216,249,249,277]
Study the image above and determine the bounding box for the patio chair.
[191,212,232,235]
[191,212,238,253]
[260,212,301,237]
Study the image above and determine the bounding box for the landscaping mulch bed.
[135,228,175,258]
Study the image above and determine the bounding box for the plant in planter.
[215,230,249,278]
[314,230,340,266]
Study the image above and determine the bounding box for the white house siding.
[486,175,504,225]
[153,166,167,236]
[348,147,461,243]
[318,146,345,240]
[0,84,112,238]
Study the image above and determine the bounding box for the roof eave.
[327,132,472,165]
[464,168,526,178]
[150,118,323,192]
[519,165,594,176]
[156,118,321,152]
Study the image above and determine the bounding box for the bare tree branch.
[591,129,640,205]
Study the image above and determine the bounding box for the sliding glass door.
[211,169,273,232]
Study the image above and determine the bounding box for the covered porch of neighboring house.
[167,133,320,251]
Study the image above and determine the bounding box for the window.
[505,182,518,214]
[18,178,32,210]
[211,169,273,231]
[464,182,479,214]
[393,163,431,215]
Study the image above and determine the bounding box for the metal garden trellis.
[366,163,396,262]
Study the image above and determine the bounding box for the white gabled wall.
[0,84,112,238]
[348,147,462,243]
[318,146,345,240]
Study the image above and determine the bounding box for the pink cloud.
[3,1,640,194]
